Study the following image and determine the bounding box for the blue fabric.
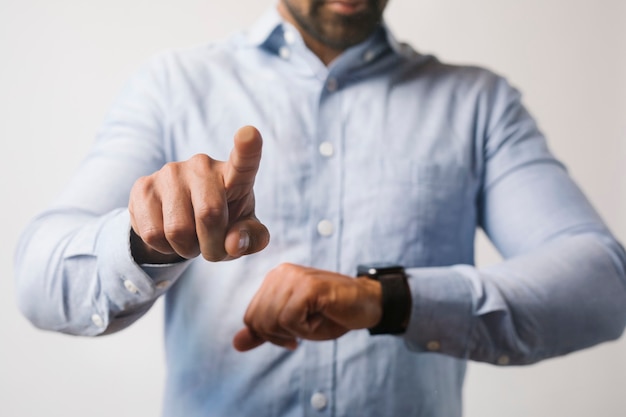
[15,8,626,417]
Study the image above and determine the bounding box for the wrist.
[357,264,411,335]
[356,276,383,329]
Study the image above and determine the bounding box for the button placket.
[301,340,335,417]
[311,71,343,269]
[301,73,342,417]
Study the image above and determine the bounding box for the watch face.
[357,263,405,277]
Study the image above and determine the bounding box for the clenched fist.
[233,263,383,351]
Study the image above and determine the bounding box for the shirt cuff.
[402,265,475,357]
[93,209,191,329]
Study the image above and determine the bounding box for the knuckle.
[189,153,210,164]
[130,175,154,199]
[163,225,198,258]
[140,226,166,247]
[132,174,150,189]
[230,160,258,176]
[188,154,213,172]
[163,221,195,243]
[272,262,295,276]
[277,314,294,331]
[160,161,181,179]
[196,204,226,225]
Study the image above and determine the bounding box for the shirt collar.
[243,6,409,59]
[244,7,285,48]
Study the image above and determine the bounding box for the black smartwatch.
[357,263,411,335]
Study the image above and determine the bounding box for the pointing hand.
[129,125,270,264]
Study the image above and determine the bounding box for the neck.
[277,3,343,66]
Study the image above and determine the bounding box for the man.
[14,0,626,416]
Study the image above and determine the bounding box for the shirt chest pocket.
[362,159,475,266]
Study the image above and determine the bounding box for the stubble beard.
[283,0,385,51]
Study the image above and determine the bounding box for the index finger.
[224,125,263,201]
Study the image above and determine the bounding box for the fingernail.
[238,230,250,253]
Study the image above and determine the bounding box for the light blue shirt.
[15,9,626,417]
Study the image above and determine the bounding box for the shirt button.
[317,220,334,237]
[497,355,510,366]
[426,340,441,351]
[326,77,338,92]
[123,280,139,294]
[318,141,334,157]
[91,314,105,328]
[284,30,296,45]
[279,46,290,60]
[310,392,328,411]
[363,49,376,62]
[156,280,171,290]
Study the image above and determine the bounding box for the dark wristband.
[357,264,411,335]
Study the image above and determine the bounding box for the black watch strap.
[357,264,411,335]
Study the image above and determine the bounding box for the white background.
[1,1,625,416]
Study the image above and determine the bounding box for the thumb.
[224,217,270,258]
[224,125,263,201]
[232,327,266,352]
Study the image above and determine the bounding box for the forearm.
[14,207,189,336]
[13,53,198,335]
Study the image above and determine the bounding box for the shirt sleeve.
[401,75,626,365]
[14,52,189,336]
